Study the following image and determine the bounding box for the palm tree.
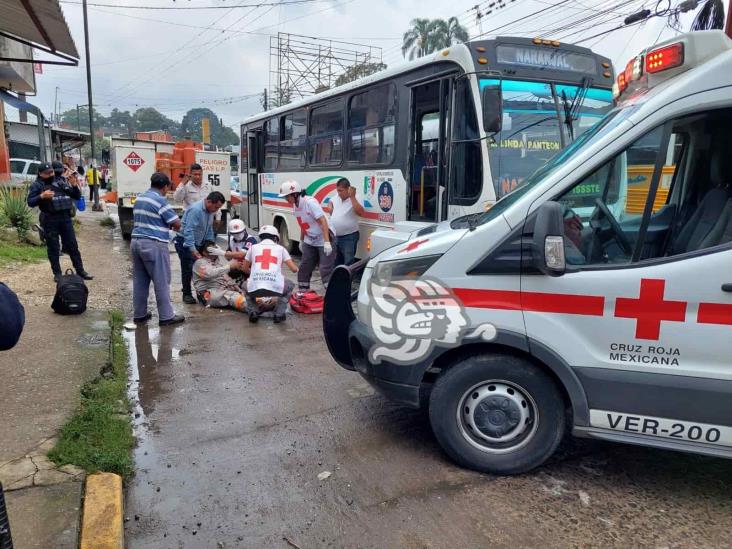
[430,17,470,50]
[402,18,434,60]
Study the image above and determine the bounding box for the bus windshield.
[481,79,613,199]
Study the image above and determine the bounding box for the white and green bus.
[239,36,614,254]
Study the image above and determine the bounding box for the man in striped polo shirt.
[131,172,185,326]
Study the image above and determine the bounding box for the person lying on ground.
[242,225,298,325]
[192,241,249,313]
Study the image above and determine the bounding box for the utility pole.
[54,86,59,125]
[82,0,102,211]
[263,88,268,111]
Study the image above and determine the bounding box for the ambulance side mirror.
[533,201,566,276]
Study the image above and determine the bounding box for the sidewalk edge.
[80,472,124,549]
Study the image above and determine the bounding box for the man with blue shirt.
[175,191,226,304]
[131,172,185,326]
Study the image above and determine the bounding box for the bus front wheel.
[277,218,297,254]
[429,354,565,475]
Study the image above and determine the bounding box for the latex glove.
[323,241,333,256]
[299,241,305,254]
[206,246,226,257]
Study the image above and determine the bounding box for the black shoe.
[182,294,197,305]
[78,271,94,280]
[133,313,152,324]
[53,273,61,283]
[273,314,285,324]
[248,311,259,324]
[159,314,185,326]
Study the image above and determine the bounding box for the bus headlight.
[373,255,441,283]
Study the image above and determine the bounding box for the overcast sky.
[14,0,698,133]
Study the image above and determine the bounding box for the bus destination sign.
[496,44,597,74]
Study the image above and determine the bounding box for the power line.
[60,0,321,9]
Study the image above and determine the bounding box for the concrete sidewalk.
[0,209,131,548]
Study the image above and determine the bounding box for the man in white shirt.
[278,180,335,292]
[173,163,223,229]
[324,177,364,266]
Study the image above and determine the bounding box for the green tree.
[335,61,388,87]
[81,135,110,164]
[133,107,180,136]
[59,106,107,132]
[402,18,470,60]
[180,108,239,148]
[430,17,469,50]
[107,108,134,136]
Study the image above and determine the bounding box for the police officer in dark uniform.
[27,161,93,282]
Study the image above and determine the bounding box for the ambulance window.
[555,124,685,267]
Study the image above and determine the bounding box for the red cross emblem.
[254,248,279,270]
[290,184,296,192]
[614,279,687,340]
[398,239,429,254]
[296,216,310,232]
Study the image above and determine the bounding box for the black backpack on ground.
[52,269,88,315]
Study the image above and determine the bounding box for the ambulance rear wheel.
[429,354,565,475]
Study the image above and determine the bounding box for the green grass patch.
[0,240,48,266]
[48,310,134,478]
[99,216,116,228]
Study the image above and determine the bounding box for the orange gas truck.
[110,137,231,239]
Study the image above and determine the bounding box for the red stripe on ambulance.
[453,289,605,316]
[697,303,732,326]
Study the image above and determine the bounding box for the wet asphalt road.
[120,239,732,548]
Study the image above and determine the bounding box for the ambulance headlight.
[373,255,440,282]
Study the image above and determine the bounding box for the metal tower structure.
[268,33,383,107]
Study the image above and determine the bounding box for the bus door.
[246,129,261,230]
[408,77,452,223]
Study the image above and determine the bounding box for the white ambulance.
[324,31,732,474]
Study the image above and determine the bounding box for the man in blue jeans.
[324,178,365,266]
[174,191,226,304]
[131,173,184,326]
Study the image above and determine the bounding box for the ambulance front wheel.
[429,354,565,475]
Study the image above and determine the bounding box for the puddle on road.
[124,326,181,467]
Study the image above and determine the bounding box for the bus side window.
[348,84,397,166]
[309,100,344,166]
[449,78,482,205]
[264,119,279,171]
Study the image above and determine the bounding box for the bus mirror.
[481,85,503,134]
[533,201,566,276]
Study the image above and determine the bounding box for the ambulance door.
[522,105,732,446]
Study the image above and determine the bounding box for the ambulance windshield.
[462,106,632,228]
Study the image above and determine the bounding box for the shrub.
[0,185,33,238]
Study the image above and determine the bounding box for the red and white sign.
[33,63,43,74]
[123,151,145,172]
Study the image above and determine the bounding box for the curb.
[80,472,124,549]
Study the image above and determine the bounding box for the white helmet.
[278,180,301,197]
[258,224,280,241]
[228,218,246,234]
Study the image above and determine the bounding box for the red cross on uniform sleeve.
[254,248,279,270]
[614,279,687,340]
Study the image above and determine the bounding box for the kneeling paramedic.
[242,225,298,324]
[192,241,249,312]
[27,161,93,282]
[278,180,334,291]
